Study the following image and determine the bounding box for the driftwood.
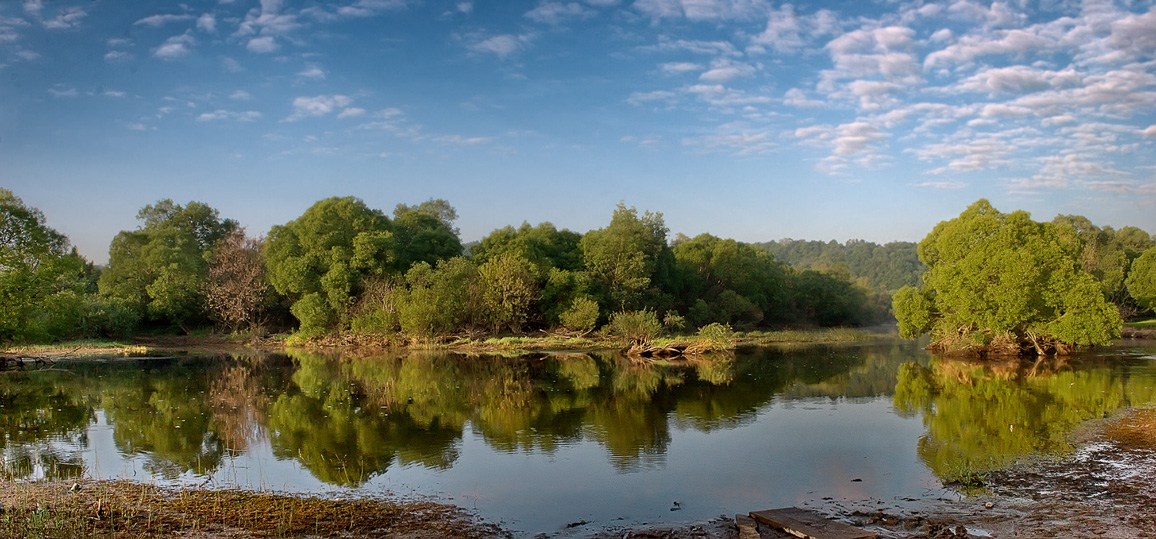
[623,341,729,359]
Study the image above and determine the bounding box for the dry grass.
[1104,408,1156,450]
[0,480,508,539]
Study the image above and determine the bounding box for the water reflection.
[2,342,1155,533]
[895,352,1156,481]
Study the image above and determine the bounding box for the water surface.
[3,340,1155,535]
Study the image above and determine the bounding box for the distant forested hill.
[756,239,925,292]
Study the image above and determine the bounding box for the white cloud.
[468,33,534,59]
[955,65,1081,95]
[247,36,278,53]
[661,62,701,74]
[230,90,252,100]
[48,85,78,98]
[924,28,1054,69]
[642,37,742,57]
[627,90,677,106]
[337,107,366,118]
[434,134,495,145]
[197,109,262,122]
[914,181,967,189]
[15,50,40,61]
[699,59,755,82]
[298,65,326,79]
[525,2,596,25]
[1142,125,1156,139]
[135,14,194,27]
[104,50,131,62]
[42,6,86,30]
[197,13,217,32]
[154,32,196,59]
[287,94,354,120]
[221,57,244,72]
[783,88,824,108]
[633,0,770,21]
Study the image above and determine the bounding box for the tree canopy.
[894,199,1121,355]
[98,200,238,332]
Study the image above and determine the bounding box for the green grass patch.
[739,328,877,345]
[1127,319,1156,329]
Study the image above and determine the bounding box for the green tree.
[580,204,673,311]
[99,200,237,332]
[672,233,790,327]
[1126,247,1156,311]
[395,257,482,337]
[265,197,394,334]
[391,199,463,271]
[0,189,97,343]
[477,251,540,333]
[895,199,1120,354]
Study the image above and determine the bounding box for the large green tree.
[580,204,673,311]
[893,199,1120,355]
[1126,247,1156,312]
[99,200,237,332]
[265,197,394,334]
[0,189,96,343]
[391,199,464,271]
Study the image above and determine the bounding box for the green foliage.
[559,296,600,333]
[99,199,237,332]
[265,197,394,333]
[608,309,663,344]
[896,199,1121,353]
[580,204,672,310]
[790,269,869,327]
[391,199,464,270]
[662,311,687,333]
[893,286,933,339]
[696,322,734,345]
[0,189,107,343]
[477,252,540,332]
[1126,247,1156,311]
[395,258,481,337]
[758,238,924,292]
[672,233,789,327]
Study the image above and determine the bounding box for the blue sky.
[2,0,1155,264]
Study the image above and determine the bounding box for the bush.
[608,309,662,345]
[697,322,734,344]
[663,311,687,334]
[559,296,600,333]
[290,293,335,336]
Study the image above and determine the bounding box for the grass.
[1126,318,1156,329]
[0,339,150,359]
[738,328,878,345]
[0,480,507,539]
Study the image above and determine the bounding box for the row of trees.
[1,190,885,344]
[894,200,1156,355]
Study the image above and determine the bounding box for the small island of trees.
[2,188,1154,355]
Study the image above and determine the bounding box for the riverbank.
[0,480,509,539]
[0,327,885,362]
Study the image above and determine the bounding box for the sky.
[2,0,1155,264]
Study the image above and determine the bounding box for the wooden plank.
[735,514,761,539]
[749,508,876,539]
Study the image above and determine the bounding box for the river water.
[2,340,1155,535]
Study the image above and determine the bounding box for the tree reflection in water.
[893,354,1156,482]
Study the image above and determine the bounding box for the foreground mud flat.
[567,408,1156,539]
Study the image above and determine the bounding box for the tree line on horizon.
[2,188,1154,347]
[1,189,886,344]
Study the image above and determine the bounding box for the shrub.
[559,296,600,333]
[697,322,734,345]
[662,311,687,334]
[608,309,662,345]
